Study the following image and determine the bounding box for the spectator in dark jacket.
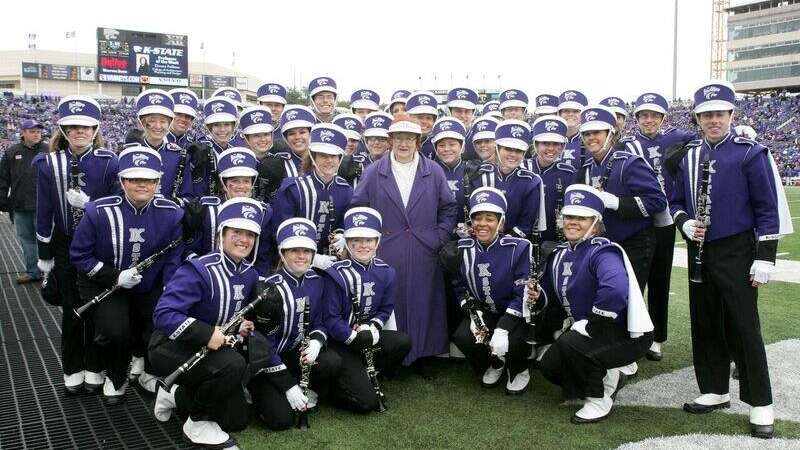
[0,119,48,283]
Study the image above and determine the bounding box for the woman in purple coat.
[351,112,457,369]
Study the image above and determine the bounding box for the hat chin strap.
[345,239,380,265]
[279,248,315,277]
[576,216,600,244]
[60,124,99,152]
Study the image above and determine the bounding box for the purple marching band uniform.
[322,207,412,412]
[556,90,589,171]
[431,117,480,216]
[452,187,533,394]
[167,88,200,149]
[33,95,120,394]
[191,96,246,197]
[70,146,184,401]
[351,115,457,365]
[149,198,266,446]
[406,91,439,160]
[184,147,273,277]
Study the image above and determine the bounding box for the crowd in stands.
[2,90,799,178]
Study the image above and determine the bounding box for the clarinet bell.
[296,411,309,430]
[376,393,388,413]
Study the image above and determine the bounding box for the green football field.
[778,186,800,261]
[234,265,800,448]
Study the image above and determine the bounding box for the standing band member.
[446,87,479,160]
[405,91,439,159]
[469,116,499,164]
[70,146,184,402]
[256,82,289,153]
[308,76,338,123]
[150,198,270,448]
[498,88,528,122]
[532,94,559,120]
[388,89,410,117]
[247,218,342,430]
[323,207,411,412]
[350,89,380,120]
[167,88,200,149]
[34,95,119,395]
[191,96,241,197]
[536,185,654,424]
[238,106,277,202]
[672,81,793,439]
[452,187,532,394]
[257,105,317,194]
[556,90,589,171]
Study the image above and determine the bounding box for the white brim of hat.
[534,106,558,115]
[579,121,614,133]
[558,102,585,112]
[119,167,161,179]
[485,111,504,120]
[279,235,317,251]
[344,228,381,239]
[205,112,238,124]
[432,130,465,144]
[495,137,528,151]
[472,130,495,142]
[58,116,99,127]
[220,167,258,178]
[407,105,438,116]
[351,99,379,111]
[173,104,197,117]
[448,100,476,110]
[633,104,667,115]
[364,129,389,138]
[138,105,175,119]
[281,119,314,134]
[607,106,628,117]
[693,99,735,114]
[500,100,527,110]
[389,121,422,135]
[561,204,602,218]
[243,123,274,135]
[258,94,286,104]
[309,142,345,155]
[310,87,337,97]
[533,132,567,144]
[470,203,505,216]
[219,218,262,235]
[390,98,408,105]
[342,129,362,141]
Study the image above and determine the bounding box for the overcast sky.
[1,0,719,102]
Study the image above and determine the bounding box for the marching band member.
[333,112,366,155]
[388,89,411,116]
[431,117,477,215]
[578,105,666,291]
[405,91,439,159]
[167,88,200,149]
[498,88,529,121]
[308,76,338,123]
[452,187,532,394]
[34,95,119,396]
[672,81,793,439]
[599,96,628,134]
[362,111,393,166]
[350,89,380,120]
[150,197,271,448]
[446,87,479,160]
[532,94,559,120]
[133,89,194,204]
[481,100,504,121]
[469,116,499,164]
[211,87,245,113]
[70,146,184,402]
[351,112,457,371]
[257,82,289,153]
[184,148,273,277]
[272,123,353,270]
[536,185,654,423]
[238,106,276,201]
[323,207,411,412]
[248,217,342,430]
[190,96,242,197]
[557,90,589,170]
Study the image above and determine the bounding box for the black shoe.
[64,384,83,396]
[683,401,730,414]
[611,373,628,401]
[645,349,663,361]
[750,423,774,439]
[570,412,610,424]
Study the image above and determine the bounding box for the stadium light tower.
[710,0,730,80]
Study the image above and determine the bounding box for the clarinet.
[69,155,84,231]
[351,280,387,412]
[208,146,219,195]
[690,153,712,284]
[73,238,183,318]
[296,295,313,429]
[555,177,565,243]
[597,149,616,191]
[171,146,188,200]
[325,195,339,257]
[462,167,474,226]
[524,231,542,344]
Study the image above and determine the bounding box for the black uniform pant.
[539,324,652,399]
[687,231,772,406]
[249,345,341,430]
[77,276,160,389]
[328,331,411,413]
[452,313,530,379]
[618,227,655,294]
[148,332,249,431]
[51,231,100,376]
[647,225,675,343]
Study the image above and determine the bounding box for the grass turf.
[232,267,800,449]
[777,186,800,261]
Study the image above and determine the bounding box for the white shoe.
[572,396,613,423]
[603,368,621,398]
[481,365,505,387]
[649,342,662,353]
[129,356,144,380]
[84,370,105,386]
[750,405,774,426]
[619,362,638,376]
[183,417,231,447]
[536,344,550,362]
[449,342,466,359]
[693,393,731,406]
[138,372,158,393]
[306,389,319,409]
[64,372,84,394]
[506,369,530,395]
[154,385,177,422]
[102,378,127,405]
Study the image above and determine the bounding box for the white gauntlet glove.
[331,233,346,254]
[681,219,703,242]
[65,189,90,209]
[37,259,55,274]
[312,253,336,270]
[489,328,509,357]
[285,385,309,411]
[302,339,322,364]
[597,191,619,210]
[734,125,757,139]
[749,260,775,285]
[117,268,142,288]
[570,319,590,338]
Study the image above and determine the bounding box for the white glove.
[65,189,90,209]
[356,323,380,345]
[117,268,142,289]
[469,310,485,337]
[597,191,619,210]
[571,319,590,338]
[312,253,337,270]
[302,339,322,364]
[331,233,346,253]
[37,259,55,274]
[489,328,509,357]
[681,219,703,242]
[734,125,757,139]
[456,223,471,239]
[749,260,775,285]
[285,385,309,411]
